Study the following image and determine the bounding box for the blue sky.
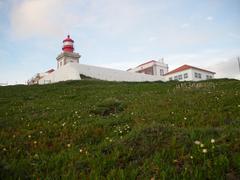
[0,0,240,84]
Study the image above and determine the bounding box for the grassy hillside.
[0,79,240,179]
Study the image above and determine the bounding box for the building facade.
[164,65,215,81]
[127,59,169,76]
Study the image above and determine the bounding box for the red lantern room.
[62,35,74,52]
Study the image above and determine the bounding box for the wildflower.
[79,149,83,153]
[202,149,207,153]
[184,117,187,120]
[3,148,7,151]
[34,154,39,159]
[200,144,204,148]
[190,156,193,159]
[109,139,113,142]
[238,105,240,108]
[40,131,43,134]
[194,140,201,145]
[34,141,37,144]
[28,135,31,138]
[211,139,215,143]
[62,122,66,127]
[13,135,16,138]
[75,111,78,114]
[67,144,71,148]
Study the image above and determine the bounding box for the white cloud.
[207,58,240,79]
[181,23,190,29]
[228,32,240,40]
[206,16,214,21]
[10,0,142,39]
[10,0,80,38]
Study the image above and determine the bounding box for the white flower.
[211,139,215,143]
[3,148,7,151]
[184,117,187,120]
[67,144,71,148]
[200,144,204,148]
[238,105,240,108]
[62,122,66,127]
[202,149,207,153]
[194,140,201,145]
[28,135,31,138]
[40,131,43,134]
[34,141,37,144]
[190,156,193,159]
[79,149,83,153]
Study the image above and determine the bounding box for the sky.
[0,0,240,84]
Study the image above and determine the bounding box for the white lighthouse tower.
[56,35,81,69]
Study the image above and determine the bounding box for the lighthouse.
[56,35,81,69]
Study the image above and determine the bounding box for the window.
[169,77,172,80]
[206,75,213,79]
[195,72,202,79]
[178,75,183,80]
[160,69,164,76]
[174,76,178,80]
[195,72,198,78]
[184,73,188,79]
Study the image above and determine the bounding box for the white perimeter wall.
[38,63,165,84]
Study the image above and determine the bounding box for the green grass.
[0,79,240,179]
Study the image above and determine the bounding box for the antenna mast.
[238,56,240,72]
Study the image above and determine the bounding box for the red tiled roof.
[164,64,215,76]
[46,69,55,73]
[137,60,157,67]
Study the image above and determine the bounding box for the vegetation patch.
[0,79,239,179]
[90,97,126,116]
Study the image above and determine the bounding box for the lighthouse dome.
[62,35,74,52]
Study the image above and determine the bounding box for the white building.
[164,64,215,81]
[127,59,168,76]
[36,35,164,84]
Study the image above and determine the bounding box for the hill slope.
[0,79,240,179]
